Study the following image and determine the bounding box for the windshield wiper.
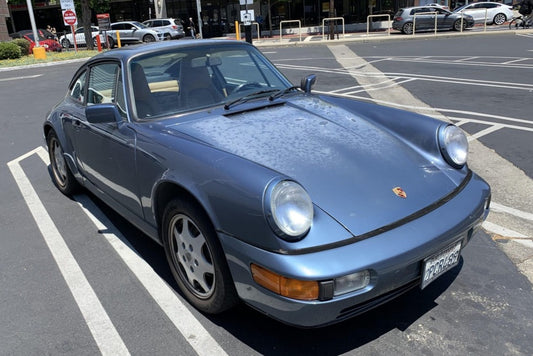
[268,86,300,101]
[224,89,279,110]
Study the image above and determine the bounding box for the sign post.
[97,13,111,50]
[62,9,78,52]
[60,0,78,52]
[239,0,254,44]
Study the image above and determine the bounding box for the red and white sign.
[63,9,78,26]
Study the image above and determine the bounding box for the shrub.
[0,41,22,59]
[11,38,31,56]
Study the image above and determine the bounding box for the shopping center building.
[2,0,456,40]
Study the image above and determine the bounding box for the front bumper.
[221,172,490,327]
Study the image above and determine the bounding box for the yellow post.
[235,21,240,40]
[33,46,46,60]
[116,31,122,48]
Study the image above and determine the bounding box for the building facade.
[2,0,464,41]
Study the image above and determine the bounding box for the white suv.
[142,18,185,39]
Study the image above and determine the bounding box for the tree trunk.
[81,0,94,50]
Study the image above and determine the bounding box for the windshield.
[129,44,292,119]
[132,21,147,29]
[453,4,469,11]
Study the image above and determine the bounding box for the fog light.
[334,270,370,296]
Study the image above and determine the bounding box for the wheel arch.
[43,122,80,178]
[154,181,215,238]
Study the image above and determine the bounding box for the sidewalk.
[227,25,533,47]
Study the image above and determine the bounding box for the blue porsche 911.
[44,40,490,327]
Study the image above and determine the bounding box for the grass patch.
[0,49,101,68]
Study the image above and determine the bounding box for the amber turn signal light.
[251,264,319,301]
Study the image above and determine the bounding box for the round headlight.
[438,125,468,168]
[267,180,313,240]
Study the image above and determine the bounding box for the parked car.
[393,6,475,34]
[43,40,490,327]
[59,26,106,48]
[10,28,56,40]
[107,21,168,48]
[427,3,450,10]
[142,18,185,39]
[453,2,514,25]
[22,33,62,53]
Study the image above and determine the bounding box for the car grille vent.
[336,278,420,321]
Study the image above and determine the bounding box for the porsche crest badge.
[392,187,407,198]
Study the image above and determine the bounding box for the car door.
[74,27,87,45]
[73,61,143,218]
[435,8,454,28]
[115,23,135,42]
[413,7,435,30]
[463,4,485,23]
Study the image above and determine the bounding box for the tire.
[107,36,115,48]
[453,19,466,31]
[47,130,79,196]
[508,17,523,29]
[402,22,414,35]
[493,13,506,26]
[162,198,238,314]
[142,34,156,43]
[61,39,71,48]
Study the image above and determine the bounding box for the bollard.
[235,21,240,41]
[33,46,46,60]
[116,31,121,48]
[96,35,102,52]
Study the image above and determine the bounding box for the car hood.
[166,97,460,236]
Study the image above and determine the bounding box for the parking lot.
[1,31,532,355]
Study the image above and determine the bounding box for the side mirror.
[300,74,317,94]
[86,104,122,124]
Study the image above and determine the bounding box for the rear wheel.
[61,39,70,48]
[402,22,414,34]
[493,13,506,25]
[508,17,524,29]
[107,36,115,48]
[47,130,79,195]
[162,198,238,314]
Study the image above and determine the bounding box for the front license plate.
[421,241,462,289]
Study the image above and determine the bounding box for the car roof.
[86,39,251,63]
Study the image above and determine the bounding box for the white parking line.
[7,147,130,356]
[468,124,505,141]
[0,74,42,82]
[73,194,229,356]
[31,146,228,356]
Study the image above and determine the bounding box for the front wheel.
[61,39,70,48]
[493,13,506,26]
[453,19,467,31]
[162,198,238,314]
[143,34,156,43]
[47,130,79,195]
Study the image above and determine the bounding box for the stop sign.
[63,10,77,26]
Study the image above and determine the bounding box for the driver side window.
[87,62,120,106]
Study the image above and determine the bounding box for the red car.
[23,33,62,53]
